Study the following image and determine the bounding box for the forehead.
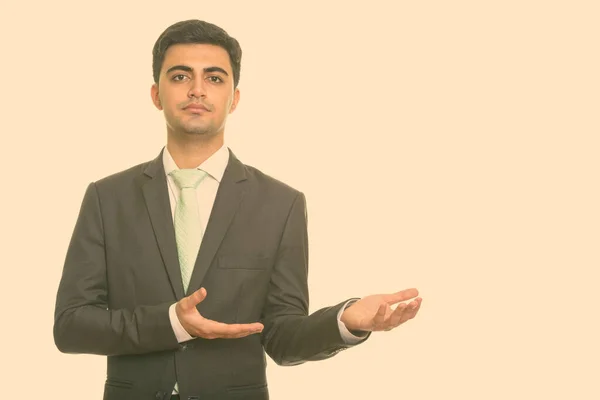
[162,43,232,72]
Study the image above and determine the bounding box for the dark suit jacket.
[53,148,366,400]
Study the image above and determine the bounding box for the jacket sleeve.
[260,192,369,366]
[53,182,181,356]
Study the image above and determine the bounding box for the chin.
[183,126,216,136]
[168,119,218,138]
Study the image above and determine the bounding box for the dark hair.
[152,19,242,88]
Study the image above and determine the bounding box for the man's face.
[151,43,240,139]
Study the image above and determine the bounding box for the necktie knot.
[170,168,207,189]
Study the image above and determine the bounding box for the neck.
[166,133,224,169]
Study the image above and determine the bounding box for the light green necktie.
[170,168,207,293]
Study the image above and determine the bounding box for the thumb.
[181,287,207,310]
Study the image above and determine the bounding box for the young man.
[53,19,422,400]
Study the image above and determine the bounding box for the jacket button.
[155,391,165,400]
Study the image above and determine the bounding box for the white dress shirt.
[162,144,364,393]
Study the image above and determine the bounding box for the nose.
[188,78,207,98]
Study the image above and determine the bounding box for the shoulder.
[245,163,299,192]
[77,152,161,202]
[91,160,153,190]
[240,160,306,204]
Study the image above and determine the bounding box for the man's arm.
[260,192,370,366]
[53,182,181,356]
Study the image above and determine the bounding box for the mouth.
[183,103,210,113]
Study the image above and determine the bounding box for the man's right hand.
[175,287,264,339]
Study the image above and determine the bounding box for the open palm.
[176,287,264,339]
[341,288,422,332]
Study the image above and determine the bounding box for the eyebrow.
[165,65,229,76]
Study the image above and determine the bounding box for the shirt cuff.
[169,303,194,343]
[337,299,369,344]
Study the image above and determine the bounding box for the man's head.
[150,20,242,141]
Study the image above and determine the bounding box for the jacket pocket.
[226,382,268,392]
[105,377,133,389]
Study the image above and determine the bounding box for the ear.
[229,87,241,113]
[151,83,162,110]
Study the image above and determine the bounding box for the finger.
[392,298,422,327]
[200,320,264,339]
[403,298,423,321]
[218,325,264,339]
[382,288,419,305]
[228,322,264,334]
[228,329,264,339]
[386,303,408,328]
[372,303,388,330]
[183,287,207,310]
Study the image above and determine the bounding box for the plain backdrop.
[1,1,598,399]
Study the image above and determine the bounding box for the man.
[53,19,422,400]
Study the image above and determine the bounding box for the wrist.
[169,303,194,342]
[175,302,197,338]
[341,300,366,334]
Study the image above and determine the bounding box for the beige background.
[1,0,598,398]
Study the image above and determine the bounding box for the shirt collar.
[162,143,230,183]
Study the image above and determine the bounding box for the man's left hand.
[340,288,422,332]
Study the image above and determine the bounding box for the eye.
[172,74,189,82]
[207,76,223,83]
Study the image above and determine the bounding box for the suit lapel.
[141,149,186,300]
[140,148,249,299]
[186,149,248,295]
